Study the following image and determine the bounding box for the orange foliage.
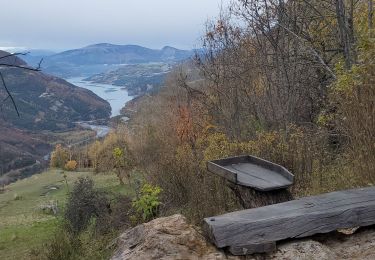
[65,160,78,171]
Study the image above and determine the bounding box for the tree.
[50,144,69,168]
[113,147,133,185]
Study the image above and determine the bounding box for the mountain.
[46,43,193,65]
[0,50,111,130]
[0,50,111,183]
[35,44,194,77]
[21,49,57,67]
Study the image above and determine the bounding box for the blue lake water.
[67,77,133,117]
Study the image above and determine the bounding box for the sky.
[0,0,230,51]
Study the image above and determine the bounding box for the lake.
[67,77,133,117]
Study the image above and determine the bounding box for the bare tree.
[369,0,374,29]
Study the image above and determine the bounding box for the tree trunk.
[116,169,125,185]
[336,0,352,69]
[369,0,374,29]
[228,182,293,209]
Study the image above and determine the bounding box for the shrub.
[45,229,81,260]
[29,228,81,260]
[132,183,162,221]
[64,160,77,171]
[64,177,110,235]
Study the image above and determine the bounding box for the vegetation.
[1,0,374,258]
[64,160,78,171]
[0,170,128,259]
[107,0,374,223]
[132,183,162,221]
[50,144,69,169]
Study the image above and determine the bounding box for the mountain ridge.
[21,43,194,78]
[45,43,194,65]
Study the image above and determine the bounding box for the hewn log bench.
[204,186,375,255]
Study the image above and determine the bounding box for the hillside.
[0,51,111,130]
[0,170,126,259]
[0,50,111,183]
[0,122,49,184]
[86,62,171,96]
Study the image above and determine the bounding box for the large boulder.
[111,214,232,260]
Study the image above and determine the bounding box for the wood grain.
[207,155,294,191]
[204,186,375,255]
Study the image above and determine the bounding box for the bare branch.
[0,52,43,116]
[0,71,20,117]
[0,63,41,71]
[276,22,336,80]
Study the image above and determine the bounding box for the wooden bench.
[204,186,375,255]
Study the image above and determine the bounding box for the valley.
[1,1,375,259]
[0,44,193,185]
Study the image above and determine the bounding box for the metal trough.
[207,155,294,191]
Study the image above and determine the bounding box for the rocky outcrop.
[112,214,375,260]
[111,214,232,260]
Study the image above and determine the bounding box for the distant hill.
[21,49,57,67]
[0,50,111,130]
[46,44,193,65]
[28,44,194,78]
[86,62,171,96]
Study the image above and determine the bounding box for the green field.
[0,170,126,260]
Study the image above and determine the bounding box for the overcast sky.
[0,0,230,51]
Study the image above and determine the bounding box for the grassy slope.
[0,169,126,260]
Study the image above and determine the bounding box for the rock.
[267,228,375,260]
[269,240,336,260]
[337,227,359,235]
[112,214,375,260]
[111,214,232,260]
[327,229,375,260]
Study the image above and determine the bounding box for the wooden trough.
[207,155,294,191]
[204,186,375,255]
[207,155,294,209]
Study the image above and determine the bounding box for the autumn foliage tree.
[50,144,69,169]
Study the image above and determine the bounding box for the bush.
[32,178,134,260]
[64,177,110,235]
[132,183,162,221]
[64,160,77,171]
[29,228,81,260]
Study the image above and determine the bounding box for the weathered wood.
[204,186,375,255]
[207,155,294,191]
[228,182,293,209]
